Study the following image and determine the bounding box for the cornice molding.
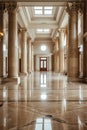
[1,0,84,2]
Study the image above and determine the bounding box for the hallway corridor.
[0,72,87,130]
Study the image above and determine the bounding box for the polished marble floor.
[0,72,87,130]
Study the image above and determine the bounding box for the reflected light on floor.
[3,117,6,127]
[79,86,83,104]
[35,118,52,130]
[41,94,47,100]
[62,98,66,112]
[40,73,47,87]
[3,87,7,100]
[78,116,83,128]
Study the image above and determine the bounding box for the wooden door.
[40,57,47,71]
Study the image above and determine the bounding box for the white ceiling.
[17,5,68,41]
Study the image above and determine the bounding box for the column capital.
[66,2,82,15]
[7,2,18,12]
[0,3,6,12]
[18,28,27,34]
[58,28,66,33]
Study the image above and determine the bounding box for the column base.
[2,77,20,84]
[28,71,32,74]
[0,77,3,84]
[20,72,28,76]
[84,78,87,83]
[67,77,83,82]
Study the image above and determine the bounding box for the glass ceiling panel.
[44,29,50,32]
[36,29,50,33]
[34,6,53,16]
[44,6,53,9]
[34,6,42,9]
[44,10,52,15]
[35,10,42,15]
[37,29,43,32]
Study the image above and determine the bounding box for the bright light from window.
[36,118,43,123]
[37,29,43,32]
[44,29,50,32]
[44,10,52,15]
[34,6,53,16]
[41,94,47,100]
[41,45,47,51]
[44,6,53,9]
[35,10,42,15]
[34,6,42,9]
[36,29,50,33]
[35,124,42,130]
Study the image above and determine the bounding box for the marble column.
[53,38,59,73]
[34,55,36,71]
[56,51,59,73]
[0,4,4,80]
[54,53,56,72]
[55,37,59,73]
[27,37,32,73]
[59,30,64,74]
[67,3,79,81]
[18,29,22,73]
[52,54,54,71]
[21,29,27,75]
[31,44,34,72]
[83,1,87,80]
[47,55,52,71]
[8,3,19,81]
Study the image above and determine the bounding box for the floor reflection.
[35,118,52,130]
[0,72,87,130]
[40,73,47,88]
[41,93,47,100]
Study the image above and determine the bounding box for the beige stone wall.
[33,40,53,55]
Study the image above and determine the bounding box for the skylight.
[44,10,52,15]
[34,6,53,16]
[36,29,50,33]
[35,10,42,15]
[44,6,53,9]
[34,6,42,9]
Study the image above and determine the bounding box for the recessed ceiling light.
[41,45,47,51]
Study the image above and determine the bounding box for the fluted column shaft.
[67,3,79,80]
[8,4,18,77]
[59,30,64,73]
[83,1,87,77]
[21,30,27,74]
[27,38,32,73]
